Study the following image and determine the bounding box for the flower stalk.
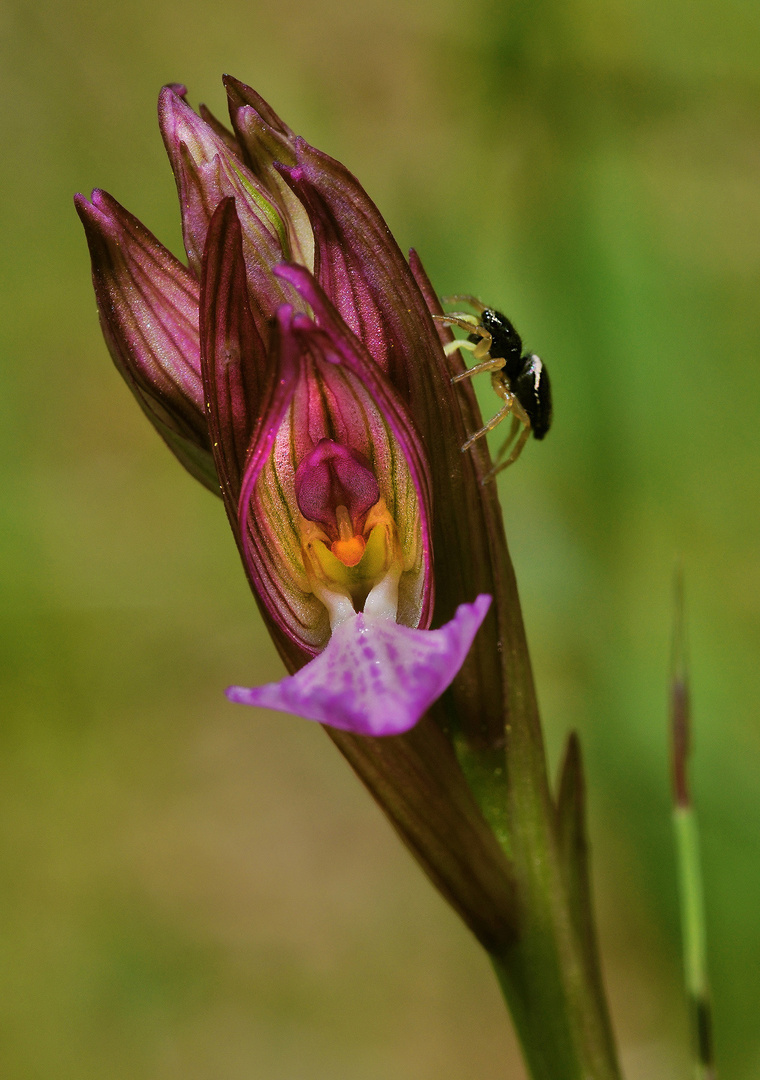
[76,76,622,1079]
[671,570,716,1080]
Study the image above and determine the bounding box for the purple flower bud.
[74,189,217,492]
[74,81,626,1036]
[158,84,289,290]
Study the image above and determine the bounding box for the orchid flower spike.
[76,78,493,738]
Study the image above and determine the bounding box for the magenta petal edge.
[226,595,492,736]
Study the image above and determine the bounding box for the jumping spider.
[435,295,552,482]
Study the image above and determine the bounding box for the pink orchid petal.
[226,595,492,736]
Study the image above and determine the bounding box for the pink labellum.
[226,595,492,736]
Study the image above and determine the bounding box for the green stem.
[488,736,621,1080]
[454,646,620,1077]
[673,806,715,1079]
[454,473,622,1078]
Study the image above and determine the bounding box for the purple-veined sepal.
[227,595,492,736]
[223,76,315,273]
[74,188,219,494]
[158,84,307,337]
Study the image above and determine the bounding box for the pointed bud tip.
[158,83,195,131]
[221,75,258,109]
[221,73,243,95]
[74,189,112,230]
[158,83,180,108]
[163,82,188,99]
[74,194,102,241]
[222,75,294,139]
[74,189,133,240]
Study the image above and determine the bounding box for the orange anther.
[331,534,366,567]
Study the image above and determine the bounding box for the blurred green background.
[2,0,759,1076]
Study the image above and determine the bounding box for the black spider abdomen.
[515,356,552,439]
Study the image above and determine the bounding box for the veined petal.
[223,76,315,273]
[235,265,433,654]
[273,143,477,505]
[227,595,492,736]
[276,144,392,377]
[273,261,434,524]
[238,305,431,652]
[74,189,218,493]
[200,198,268,506]
[159,85,298,330]
[275,140,451,397]
[198,102,244,159]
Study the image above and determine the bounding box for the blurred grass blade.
[670,568,715,1079]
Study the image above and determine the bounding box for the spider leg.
[440,294,486,315]
[471,333,495,362]
[432,312,480,334]
[439,316,497,371]
[451,354,505,382]
[493,413,521,457]
[444,338,477,358]
[482,399,532,482]
[483,426,531,482]
[461,394,515,452]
